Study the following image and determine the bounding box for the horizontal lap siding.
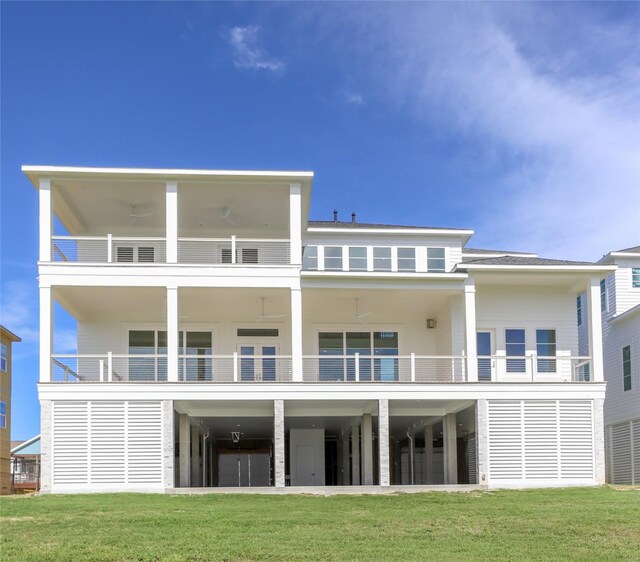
[488,399,594,485]
[52,400,163,489]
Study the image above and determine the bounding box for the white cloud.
[345,92,364,105]
[225,25,285,73]
[315,4,640,259]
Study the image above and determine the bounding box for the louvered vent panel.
[467,437,477,484]
[524,401,559,479]
[90,401,126,484]
[610,422,633,484]
[488,401,523,480]
[632,419,640,485]
[53,401,89,485]
[559,401,593,479]
[127,401,163,483]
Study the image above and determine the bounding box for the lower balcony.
[50,353,591,383]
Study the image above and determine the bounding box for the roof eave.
[457,264,617,273]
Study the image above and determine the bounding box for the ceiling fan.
[257,297,286,322]
[353,298,371,323]
[217,206,239,227]
[129,205,155,224]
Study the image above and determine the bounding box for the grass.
[1,487,639,561]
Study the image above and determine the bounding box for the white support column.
[289,183,302,266]
[166,181,178,263]
[475,399,488,486]
[39,285,53,382]
[443,413,458,485]
[191,425,201,487]
[378,400,390,486]
[179,414,190,487]
[39,178,52,262]
[39,400,52,493]
[162,400,175,489]
[593,398,606,485]
[167,286,179,382]
[587,277,604,382]
[464,278,478,382]
[342,434,351,485]
[362,414,374,485]
[274,399,285,487]
[351,424,361,485]
[424,425,434,485]
[290,287,303,381]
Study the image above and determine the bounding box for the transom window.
[623,346,632,391]
[427,248,446,272]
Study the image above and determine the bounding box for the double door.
[237,343,278,381]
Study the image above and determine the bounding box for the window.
[324,246,343,271]
[129,330,167,382]
[237,328,279,337]
[302,246,318,270]
[427,248,446,272]
[505,329,526,373]
[0,343,6,372]
[633,268,640,288]
[373,247,392,271]
[397,248,416,272]
[0,401,5,429]
[576,296,582,326]
[349,247,367,271]
[600,279,607,312]
[623,346,632,391]
[536,329,557,373]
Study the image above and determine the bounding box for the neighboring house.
[10,435,41,493]
[24,165,613,493]
[0,326,21,495]
[592,247,639,484]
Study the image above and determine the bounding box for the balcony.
[50,353,591,383]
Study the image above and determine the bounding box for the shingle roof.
[462,248,535,256]
[460,256,595,266]
[614,245,640,254]
[308,221,470,231]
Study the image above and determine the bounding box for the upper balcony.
[25,166,312,269]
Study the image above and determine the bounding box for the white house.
[23,165,614,493]
[583,246,639,484]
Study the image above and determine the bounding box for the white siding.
[487,399,595,487]
[51,400,164,492]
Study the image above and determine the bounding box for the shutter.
[127,401,163,484]
[467,437,477,484]
[90,401,125,484]
[558,400,593,480]
[610,421,632,484]
[487,400,523,480]
[116,247,134,262]
[137,247,155,263]
[524,401,559,479]
[52,401,89,486]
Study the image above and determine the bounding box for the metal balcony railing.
[51,236,166,263]
[177,237,291,265]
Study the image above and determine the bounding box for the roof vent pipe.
[333,209,338,222]
[351,212,356,224]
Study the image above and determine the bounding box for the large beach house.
[24,165,614,493]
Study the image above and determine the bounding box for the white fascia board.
[599,251,640,263]
[38,382,606,402]
[609,303,640,325]
[301,270,467,281]
[22,165,314,188]
[461,252,538,259]
[459,264,617,274]
[307,226,473,239]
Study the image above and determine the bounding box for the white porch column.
[443,413,458,485]
[39,178,52,262]
[593,398,606,484]
[289,183,302,265]
[274,399,285,487]
[290,287,303,381]
[464,278,478,382]
[351,424,361,485]
[191,425,201,487]
[424,425,434,485]
[167,286,179,382]
[587,277,604,382]
[166,181,178,263]
[378,400,390,486]
[362,414,374,485]
[342,434,351,485]
[179,414,190,487]
[162,401,175,489]
[475,399,488,486]
[39,285,53,382]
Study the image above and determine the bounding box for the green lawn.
[1,487,639,561]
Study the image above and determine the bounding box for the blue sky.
[1,2,639,439]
